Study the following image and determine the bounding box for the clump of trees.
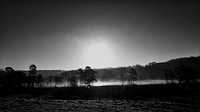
[61,66,97,87]
[0,65,98,88]
[0,64,44,88]
[175,64,198,84]
[0,67,26,88]
[54,75,62,87]
[128,67,137,85]
[163,69,177,84]
[120,67,137,85]
[1,55,199,88]
[100,66,137,85]
[163,64,198,85]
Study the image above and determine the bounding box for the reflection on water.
[43,80,170,87]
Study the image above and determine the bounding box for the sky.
[0,0,200,70]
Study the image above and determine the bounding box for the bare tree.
[129,67,137,85]
[47,76,54,87]
[118,67,128,86]
[163,69,177,84]
[77,68,84,87]
[54,75,62,87]
[67,70,78,87]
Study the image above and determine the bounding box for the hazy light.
[42,80,169,87]
[82,37,116,68]
[93,80,168,86]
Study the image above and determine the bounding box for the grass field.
[1,83,200,112]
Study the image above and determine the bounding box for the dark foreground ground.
[1,96,200,112]
[0,84,200,112]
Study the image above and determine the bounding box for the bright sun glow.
[83,38,116,68]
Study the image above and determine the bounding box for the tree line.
[0,64,100,88]
[0,56,199,88]
[0,65,138,88]
[0,65,44,88]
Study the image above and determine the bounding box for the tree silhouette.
[67,70,77,87]
[3,67,26,88]
[15,71,26,87]
[4,67,15,87]
[29,64,37,88]
[77,68,84,87]
[129,67,137,85]
[117,67,128,86]
[47,76,54,87]
[60,72,70,87]
[54,75,62,87]
[5,67,14,73]
[36,74,43,88]
[60,67,97,87]
[163,69,177,84]
[84,66,97,87]
[175,64,198,84]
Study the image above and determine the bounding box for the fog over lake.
[93,80,169,86]
[43,80,171,87]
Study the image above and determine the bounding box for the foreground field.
[1,84,200,112]
[0,95,200,112]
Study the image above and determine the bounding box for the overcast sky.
[1,0,200,70]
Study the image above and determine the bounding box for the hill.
[95,56,200,81]
[16,55,200,81]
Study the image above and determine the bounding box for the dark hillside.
[17,56,200,81]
